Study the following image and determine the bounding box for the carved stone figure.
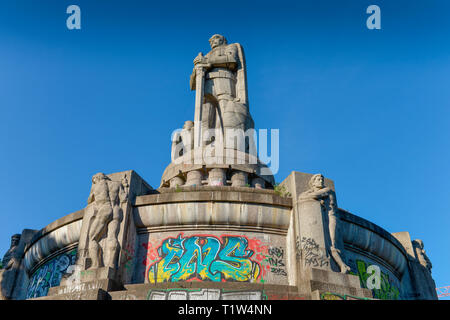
[0,234,21,299]
[85,173,128,269]
[171,120,194,161]
[412,239,432,273]
[299,174,350,273]
[190,34,254,149]
[2,234,20,271]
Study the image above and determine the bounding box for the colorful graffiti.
[146,234,262,283]
[26,249,77,299]
[349,259,400,300]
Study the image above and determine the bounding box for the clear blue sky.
[0,0,448,298]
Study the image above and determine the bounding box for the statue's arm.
[299,187,331,201]
[87,189,95,204]
[119,183,128,203]
[199,45,238,69]
[5,258,14,270]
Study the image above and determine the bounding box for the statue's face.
[209,35,224,49]
[93,173,107,184]
[11,236,20,247]
[312,175,324,189]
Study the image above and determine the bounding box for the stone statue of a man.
[0,234,21,299]
[1,234,20,271]
[190,34,254,148]
[86,173,128,269]
[299,174,350,273]
[412,239,432,273]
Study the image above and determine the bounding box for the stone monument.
[0,35,439,300]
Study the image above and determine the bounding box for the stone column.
[185,170,203,186]
[231,171,248,187]
[208,168,226,186]
[169,176,184,188]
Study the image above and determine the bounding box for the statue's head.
[10,234,20,247]
[92,172,108,184]
[183,120,194,130]
[413,239,424,250]
[413,239,432,270]
[209,34,227,49]
[309,174,325,190]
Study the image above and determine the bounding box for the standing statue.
[412,239,432,273]
[85,173,128,269]
[0,234,21,299]
[190,34,254,150]
[299,174,350,273]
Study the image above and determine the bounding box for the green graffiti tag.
[350,259,400,300]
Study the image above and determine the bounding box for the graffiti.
[146,288,265,300]
[122,242,135,274]
[349,259,400,300]
[295,236,301,260]
[300,237,329,268]
[265,247,287,276]
[266,293,305,300]
[26,249,77,299]
[320,292,373,300]
[147,234,261,283]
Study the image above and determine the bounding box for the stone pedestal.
[46,267,122,298]
[296,199,331,271]
[33,288,108,300]
[300,268,372,299]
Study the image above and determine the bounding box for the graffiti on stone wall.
[299,237,329,268]
[142,234,289,284]
[26,249,77,299]
[349,259,400,300]
[264,247,287,276]
[146,234,262,283]
[147,288,265,300]
[320,292,373,300]
[122,242,135,274]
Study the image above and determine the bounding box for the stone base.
[299,268,373,299]
[108,283,305,300]
[46,267,122,297]
[32,288,108,300]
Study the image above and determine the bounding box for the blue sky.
[0,0,448,298]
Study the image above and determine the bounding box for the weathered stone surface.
[298,174,350,274]
[32,288,108,300]
[392,232,438,300]
[0,229,37,300]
